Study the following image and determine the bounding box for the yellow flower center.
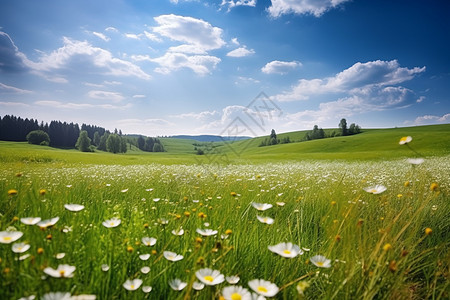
[59,270,65,277]
[316,261,324,266]
[257,286,268,293]
[130,285,135,289]
[204,275,214,282]
[110,222,115,226]
[3,237,12,241]
[283,250,291,255]
[231,293,242,300]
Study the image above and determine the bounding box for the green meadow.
[0,125,449,299]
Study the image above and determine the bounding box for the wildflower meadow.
[0,141,449,299]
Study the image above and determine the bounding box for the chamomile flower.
[196,228,218,236]
[195,268,225,286]
[192,281,205,291]
[363,185,387,194]
[64,204,85,212]
[222,286,252,300]
[139,254,150,260]
[41,292,71,300]
[310,255,332,268]
[251,202,273,211]
[142,286,152,293]
[20,217,41,225]
[268,242,303,258]
[226,275,240,284]
[102,218,121,228]
[37,217,59,229]
[141,237,157,246]
[399,136,412,145]
[12,242,30,253]
[140,266,150,274]
[0,231,23,244]
[163,251,184,262]
[43,264,76,278]
[256,215,274,225]
[123,279,142,291]
[248,279,279,297]
[172,228,185,236]
[169,278,187,291]
[101,264,110,272]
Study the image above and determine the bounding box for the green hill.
[0,124,448,165]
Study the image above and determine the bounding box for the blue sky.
[0,0,449,137]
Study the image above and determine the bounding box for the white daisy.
[142,286,152,293]
[256,215,274,225]
[102,217,121,228]
[192,281,205,291]
[196,228,218,236]
[123,279,143,291]
[12,242,30,253]
[222,286,252,300]
[251,202,273,211]
[268,242,303,258]
[248,279,279,297]
[139,254,150,260]
[36,217,59,228]
[310,255,332,268]
[363,185,387,194]
[195,268,225,286]
[226,275,240,284]
[0,231,23,244]
[43,264,76,278]
[64,204,85,212]
[172,228,184,236]
[169,278,187,291]
[20,217,41,225]
[163,251,184,262]
[141,237,157,246]
[140,266,150,274]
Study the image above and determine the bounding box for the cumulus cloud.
[105,27,119,33]
[227,47,255,57]
[21,37,151,80]
[268,0,352,18]
[0,31,28,72]
[153,14,225,52]
[261,60,302,74]
[151,52,221,75]
[275,60,425,101]
[0,82,32,94]
[87,90,125,102]
[413,113,450,125]
[221,0,257,12]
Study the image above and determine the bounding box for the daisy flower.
[310,255,332,268]
[399,136,412,145]
[123,279,143,291]
[226,275,240,284]
[222,286,252,300]
[192,281,205,291]
[163,251,184,262]
[102,218,121,228]
[64,204,85,212]
[196,228,218,236]
[172,228,185,236]
[0,231,23,244]
[268,242,303,258]
[252,202,273,211]
[101,264,109,272]
[139,254,150,260]
[43,264,76,278]
[141,237,157,246]
[20,217,41,225]
[256,215,274,225]
[195,268,225,286]
[363,185,387,194]
[12,242,30,253]
[37,217,59,229]
[248,279,279,297]
[142,286,152,293]
[140,266,150,274]
[169,278,187,291]
[41,292,71,300]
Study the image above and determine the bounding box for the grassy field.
[0,125,449,299]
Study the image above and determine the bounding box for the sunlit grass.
[1,155,449,299]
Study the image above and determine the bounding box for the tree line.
[0,115,164,153]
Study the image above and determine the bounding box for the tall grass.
[0,157,449,299]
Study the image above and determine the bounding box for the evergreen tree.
[93,131,100,146]
[137,136,145,150]
[339,118,348,136]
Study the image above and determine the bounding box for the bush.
[26,130,50,145]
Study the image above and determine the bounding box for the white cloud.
[274,60,425,101]
[268,0,352,18]
[152,14,225,53]
[413,113,450,125]
[144,31,162,42]
[231,38,240,45]
[35,100,131,110]
[0,82,32,94]
[261,60,302,74]
[92,32,110,42]
[172,110,220,122]
[132,94,146,98]
[235,76,260,84]
[87,90,125,102]
[0,101,30,107]
[221,0,257,12]
[124,33,142,40]
[105,27,119,33]
[151,52,221,75]
[21,37,151,80]
[226,47,255,57]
